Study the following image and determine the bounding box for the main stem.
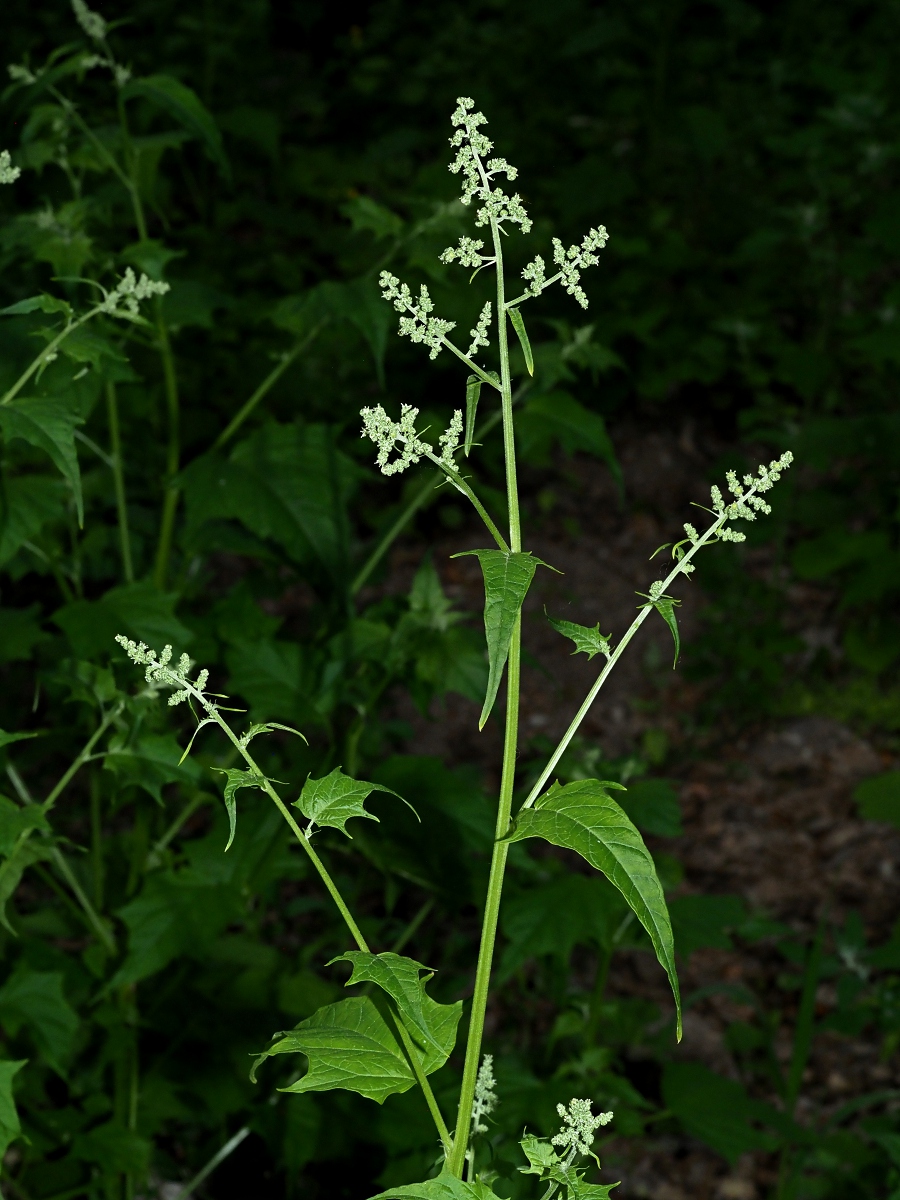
[448,213,521,1177]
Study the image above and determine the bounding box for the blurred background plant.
[0,1,898,1197]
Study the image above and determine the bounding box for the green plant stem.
[171,1127,251,1200]
[212,321,328,452]
[106,381,134,583]
[152,308,181,589]
[425,453,509,551]
[199,706,451,1153]
[43,706,121,812]
[448,202,523,1177]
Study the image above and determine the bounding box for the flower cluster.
[360,404,431,476]
[471,1054,498,1135]
[710,451,794,542]
[439,236,487,268]
[438,409,463,468]
[72,0,107,42]
[100,269,170,318]
[552,227,610,308]
[521,255,547,297]
[551,1098,613,1160]
[448,97,531,233]
[7,64,38,86]
[379,271,455,360]
[115,637,209,707]
[467,301,492,357]
[80,53,131,87]
[0,151,20,186]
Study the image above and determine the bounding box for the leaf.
[571,1184,620,1199]
[55,581,194,660]
[320,278,392,386]
[0,1060,25,1160]
[0,294,72,317]
[547,613,610,660]
[0,397,83,524]
[372,1174,500,1200]
[662,1062,789,1163]
[0,796,50,856]
[854,771,900,827]
[0,835,53,933]
[453,549,550,729]
[103,733,202,805]
[0,966,79,1075]
[73,1121,151,1174]
[668,894,747,957]
[329,951,462,1066]
[0,475,67,566]
[517,391,621,488]
[649,595,682,666]
[340,196,404,241]
[0,729,42,751]
[251,996,416,1104]
[464,375,481,456]
[123,74,230,177]
[294,766,408,837]
[503,779,681,1038]
[618,778,683,838]
[212,768,267,851]
[0,606,46,663]
[508,306,534,375]
[519,1131,562,1175]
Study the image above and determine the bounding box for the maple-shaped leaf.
[293,766,412,837]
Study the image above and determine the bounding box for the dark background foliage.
[0,1,899,1197]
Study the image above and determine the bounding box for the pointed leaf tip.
[294,766,413,836]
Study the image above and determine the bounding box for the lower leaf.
[372,1172,500,1200]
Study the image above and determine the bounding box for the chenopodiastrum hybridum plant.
[115,97,794,1194]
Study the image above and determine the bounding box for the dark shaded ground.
[371,424,899,1199]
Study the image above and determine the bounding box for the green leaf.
[0,966,79,1075]
[340,196,404,241]
[0,729,42,751]
[0,834,52,933]
[571,1183,620,1199]
[55,581,194,660]
[508,306,534,375]
[854,771,900,827]
[372,1174,500,1200]
[647,595,681,666]
[517,391,621,488]
[662,1062,788,1163]
[0,294,72,317]
[320,278,392,386]
[212,768,267,851]
[103,733,202,805]
[0,606,46,663]
[73,1120,151,1175]
[329,951,462,1066]
[668,894,747,957]
[464,375,481,456]
[0,475,67,566]
[0,796,50,856]
[0,397,83,524]
[519,1131,562,1175]
[123,74,229,177]
[0,1060,25,1160]
[251,995,415,1104]
[503,779,682,1038]
[618,778,682,838]
[453,549,550,729]
[294,766,407,837]
[547,613,610,660]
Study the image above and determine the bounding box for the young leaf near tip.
[508,306,534,375]
[546,611,611,660]
[211,768,267,851]
[647,595,681,666]
[328,951,462,1066]
[502,779,681,1038]
[464,375,481,456]
[293,766,414,837]
[454,549,556,728]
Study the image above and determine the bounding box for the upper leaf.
[0,397,83,525]
[454,549,551,728]
[508,306,534,375]
[547,613,611,660]
[251,995,415,1104]
[212,768,267,851]
[329,951,462,1067]
[294,766,406,837]
[503,779,682,1038]
[0,1060,25,1161]
[122,75,230,177]
[0,294,72,318]
[646,595,681,667]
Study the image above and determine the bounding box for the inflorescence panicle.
[360,404,463,477]
[552,1098,613,1160]
[710,451,793,543]
[448,97,531,234]
[467,301,492,357]
[0,151,20,185]
[379,271,455,360]
[100,268,170,319]
[470,1054,498,1135]
[72,0,107,41]
[115,636,209,707]
[439,236,488,268]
